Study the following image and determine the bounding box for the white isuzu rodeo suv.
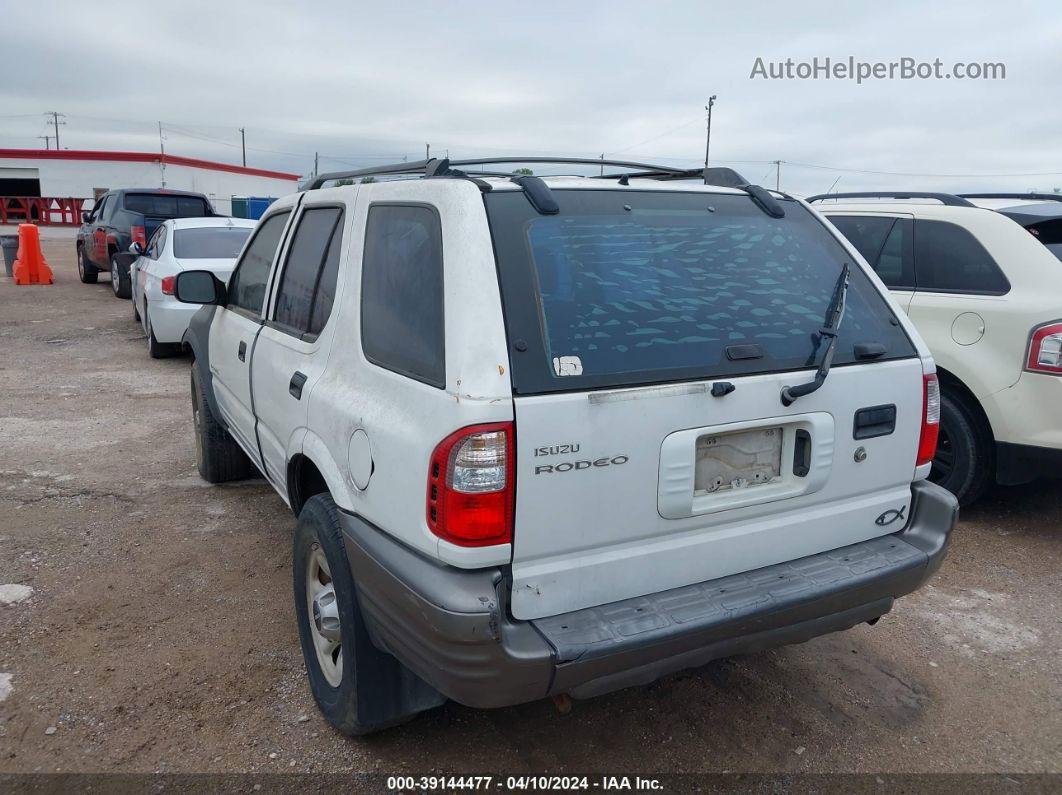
[173,157,958,734]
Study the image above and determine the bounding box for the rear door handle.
[238,341,247,362]
[289,371,308,400]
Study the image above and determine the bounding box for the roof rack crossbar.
[958,192,1062,203]
[805,191,976,207]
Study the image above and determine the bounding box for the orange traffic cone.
[12,224,54,285]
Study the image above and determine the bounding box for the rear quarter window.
[913,219,1010,294]
[360,204,445,387]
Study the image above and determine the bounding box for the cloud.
[2,0,1060,192]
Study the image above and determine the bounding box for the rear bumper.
[995,442,1062,486]
[340,480,957,709]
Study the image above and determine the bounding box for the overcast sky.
[2,0,1059,194]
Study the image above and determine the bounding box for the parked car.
[174,158,957,735]
[76,188,220,298]
[129,217,256,358]
[809,191,1062,504]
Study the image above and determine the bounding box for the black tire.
[77,247,98,284]
[145,307,178,359]
[293,495,440,735]
[190,364,255,483]
[110,253,131,298]
[930,389,994,506]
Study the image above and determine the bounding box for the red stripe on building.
[0,149,300,181]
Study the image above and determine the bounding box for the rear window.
[487,189,916,394]
[173,226,252,259]
[124,193,211,218]
[1027,219,1062,262]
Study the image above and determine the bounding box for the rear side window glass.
[828,215,894,265]
[228,211,290,315]
[829,215,914,289]
[914,219,1009,294]
[173,226,252,259]
[308,220,343,336]
[148,225,167,258]
[273,207,342,333]
[486,190,916,393]
[124,193,211,218]
[361,205,444,387]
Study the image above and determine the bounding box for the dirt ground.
[0,241,1060,777]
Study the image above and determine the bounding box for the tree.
[334,178,355,186]
[512,168,534,176]
[360,176,377,184]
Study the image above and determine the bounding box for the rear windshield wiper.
[780,263,850,407]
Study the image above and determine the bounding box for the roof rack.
[307,157,789,218]
[308,157,749,190]
[805,191,976,208]
[958,192,1062,203]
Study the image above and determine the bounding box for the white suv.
[811,192,1062,504]
[173,158,956,734]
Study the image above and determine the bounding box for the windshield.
[173,226,252,259]
[125,193,211,218]
[486,189,916,394]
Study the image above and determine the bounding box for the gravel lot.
[1,241,1060,776]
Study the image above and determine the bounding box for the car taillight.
[427,422,514,546]
[161,275,175,295]
[1026,321,1062,374]
[917,373,940,467]
[131,225,147,248]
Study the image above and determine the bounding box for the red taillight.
[1026,321,1062,374]
[161,275,175,295]
[131,225,147,248]
[427,422,514,547]
[917,373,940,467]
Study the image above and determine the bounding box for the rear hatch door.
[486,188,924,621]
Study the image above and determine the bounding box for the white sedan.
[130,217,256,357]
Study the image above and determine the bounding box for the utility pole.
[158,122,167,187]
[239,127,246,166]
[45,111,66,149]
[37,134,53,150]
[773,159,782,191]
[314,152,319,177]
[704,96,717,169]
[425,143,430,160]
[600,153,605,176]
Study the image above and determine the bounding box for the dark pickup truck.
[76,188,220,298]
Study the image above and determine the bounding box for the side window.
[361,205,444,387]
[829,215,894,264]
[273,207,342,334]
[308,219,343,336]
[147,225,166,259]
[829,215,914,290]
[92,196,108,222]
[914,219,1010,294]
[227,211,291,315]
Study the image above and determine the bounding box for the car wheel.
[145,307,177,359]
[930,389,994,506]
[190,364,256,483]
[293,494,441,735]
[77,247,98,284]
[110,254,131,298]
